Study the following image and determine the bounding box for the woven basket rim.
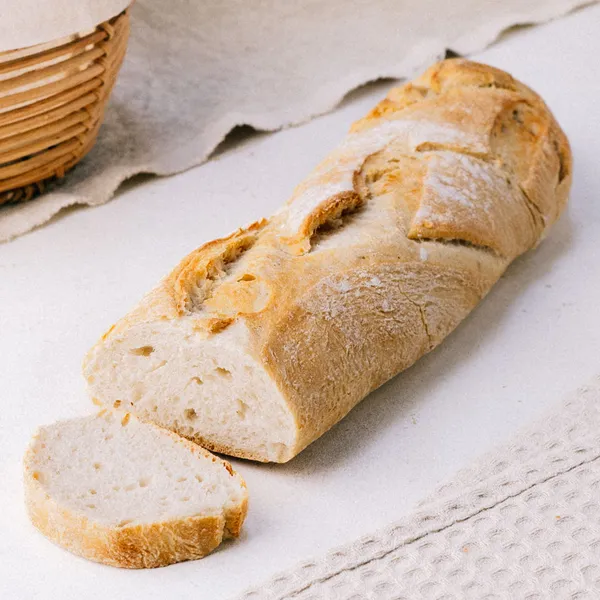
[0,10,130,205]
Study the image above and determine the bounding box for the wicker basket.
[0,10,130,206]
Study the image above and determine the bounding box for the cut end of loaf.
[24,411,248,568]
[83,320,298,462]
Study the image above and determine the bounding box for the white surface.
[0,0,130,52]
[1,5,600,598]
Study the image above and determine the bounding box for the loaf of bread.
[24,410,247,568]
[84,59,571,463]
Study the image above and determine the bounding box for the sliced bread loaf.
[24,410,248,568]
[83,59,571,463]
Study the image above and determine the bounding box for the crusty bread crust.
[86,59,572,462]
[24,420,248,568]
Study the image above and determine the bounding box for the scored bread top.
[100,59,571,340]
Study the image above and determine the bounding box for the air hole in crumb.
[215,367,232,378]
[124,483,136,492]
[87,504,96,509]
[181,497,190,502]
[184,408,197,421]
[113,400,122,408]
[149,360,167,373]
[139,478,150,488]
[93,463,102,471]
[89,489,97,495]
[151,405,158,413]
[129,346,154,356]
[177,476,187,482]
[105,434,113,441]
[195,475,203,483]
[237,273,256,282]
[113,486,120,491]
[32,471,43,483]
[117,519,133,528]
[236,399,249,420]
[121,413,131,426]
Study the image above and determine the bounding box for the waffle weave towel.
[238,380,600,599]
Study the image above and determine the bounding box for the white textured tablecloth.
[0,0,593,242]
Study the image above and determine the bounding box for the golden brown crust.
[88,221,267,347]
[89,60,572,462]
[180,433,274,463]
[283,190,364,252]
[224,495,249,537]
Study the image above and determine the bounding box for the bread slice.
[24,410,248,568]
